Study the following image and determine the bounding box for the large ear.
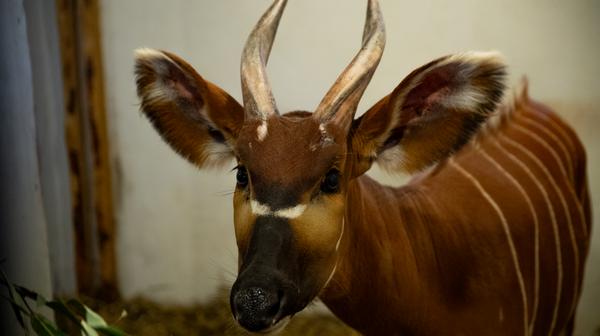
[350,51,506,175]
[134,48,245,168]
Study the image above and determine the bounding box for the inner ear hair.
[352,51,507,175]
[134,48,244,169]
[135,48,209,122]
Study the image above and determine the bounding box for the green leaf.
[84,305,107,328]
[14,284,41,299]
[31,314,67,336]
[1,293,31,316]
[80,320,99,336]
[1,277,127,336]
[67,299,86,316]
[12,284,48,310]
[36,292,47,308]
[1,269,27,328]
[80,303,128,335]
[0,269,8,286]
[46,300,82,326]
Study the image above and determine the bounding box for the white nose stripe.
[250,200,306,219]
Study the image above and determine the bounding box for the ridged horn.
[313,0,386,130]
[240,0,287,120]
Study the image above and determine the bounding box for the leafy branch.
[1,269,128,336]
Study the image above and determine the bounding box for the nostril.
[233,286,284,332]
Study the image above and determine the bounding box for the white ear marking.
[135,48,177,76]
[134,47,167,60]
[376,146,407,172]
[391,51,504,116]
[202,142,234,167]
[371,51,506,172]
[440,86,488,111]
[135,47,199,110]
[436,51,504,111]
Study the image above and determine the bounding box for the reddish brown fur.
[322,93,590,335]
[135,46,590,335]
[237,116,345,197]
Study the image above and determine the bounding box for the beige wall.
[100,0,600,334]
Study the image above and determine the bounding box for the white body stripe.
[322,262,338,291]
[322,218,345,292]
[492,138,558,335]
[547,118,577,154]
[520,116,574,181]
[515,116,587,236]
[513,124,569,182]
[479,147,539,335]
[516,117,587,237]
[450,159,528,336]
[507,123,586,327]
[335,218,345,252]
[250,200,306,219]
[500,134,575,335]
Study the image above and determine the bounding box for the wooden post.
[55,0,118,299]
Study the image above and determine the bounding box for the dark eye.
[236,166,249,187]
[321,169,340,193]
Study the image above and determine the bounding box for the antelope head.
[134,0,505,332]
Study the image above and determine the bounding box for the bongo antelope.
[133,0,591,334]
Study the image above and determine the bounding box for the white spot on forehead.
[250,199,306,219]
[319,123,329,139]
[319,123,327,133]
[319,123,334,146]
[257,120,268,142]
